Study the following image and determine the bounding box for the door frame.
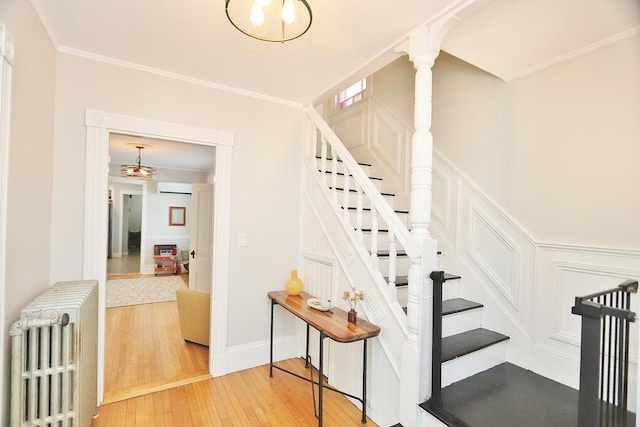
[107,177,146,269]
[0,25,14,426]
[84,109,233,403]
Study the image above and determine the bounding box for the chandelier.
[121,145,155,180]
[225,0,313,43]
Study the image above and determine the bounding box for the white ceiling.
[33,0,640,170]
[109,134,216,172]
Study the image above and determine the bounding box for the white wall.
[0,2,57,423]
[145,191,191,270]
[432,35,640,249]
[50,52,304,351]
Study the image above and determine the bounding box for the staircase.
[305,105,639,426]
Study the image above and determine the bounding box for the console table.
[268,290,380,426]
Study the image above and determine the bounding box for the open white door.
[189,183,214,293]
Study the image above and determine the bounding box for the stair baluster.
[355,184,364,242]
[331,155,338,203]
[342,166,350,221]
[572,279,638,427]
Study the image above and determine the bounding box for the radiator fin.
[10,280,98,427]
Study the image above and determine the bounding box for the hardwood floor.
[98,275,375,426]
[103,280,207,403]
[107,253,141,275]
[94,358,377,426]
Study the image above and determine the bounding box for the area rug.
[106,275,187,308]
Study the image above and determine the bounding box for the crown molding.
[59,46,303,108]
[506,25,640,82]
[29,0,59,49]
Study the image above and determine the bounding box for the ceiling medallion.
[225,0,312,43]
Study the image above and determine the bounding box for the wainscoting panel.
[535,245,640,359]
[455,167,536,336]
[431,154,458,250]
[466,202,519,307]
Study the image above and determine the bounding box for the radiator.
[10,280,99,427]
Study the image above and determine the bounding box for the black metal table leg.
[270,299,275,377]
[318,331,325,427]
[362,338,368,423]
[305,324,310,368]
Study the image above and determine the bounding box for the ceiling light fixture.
[121,145,155,180]
[225,0,312,43]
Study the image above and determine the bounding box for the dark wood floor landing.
[421,362,636,427]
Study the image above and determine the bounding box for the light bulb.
[250,2,265,26]
[256,0,272,6]
[282,0,296,24]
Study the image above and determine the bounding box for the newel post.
[395,10,462,424]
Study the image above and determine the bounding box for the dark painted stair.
[441,328,509,362]
[442,298,482,315]
[420,362,636,427]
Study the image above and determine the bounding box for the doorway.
[84,110,233,404]
[103,135,215,401]
[107,185,143,276]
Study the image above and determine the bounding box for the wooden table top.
[268,290,380,343]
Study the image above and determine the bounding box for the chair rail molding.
[83,109,233,403]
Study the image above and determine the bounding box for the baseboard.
[225,335,298,374]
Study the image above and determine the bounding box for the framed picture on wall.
[169,206,186,226]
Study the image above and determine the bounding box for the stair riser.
[334,190,394,209]
[316,159,373,177]
[376,256,411,278]
[397,285,407,307]
[440,341,508,388]
[362,231,400,251]
[348,211,410,230]
[327,175,383,193]
[442,309,483,338]
[442,281,459,301]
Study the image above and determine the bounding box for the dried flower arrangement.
[342,288,365,310]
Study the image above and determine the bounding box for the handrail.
[305,105,420,258]
[575,279,638,303]
[572,279,638,427]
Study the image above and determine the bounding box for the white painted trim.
[83,109,233,404]
[226,336,298,374]
[0,24,14,427]
[28,0,59,48]
[62,47,302,109]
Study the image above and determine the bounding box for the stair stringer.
[301,158,412,426]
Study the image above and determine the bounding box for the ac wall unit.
[157,182,192,195]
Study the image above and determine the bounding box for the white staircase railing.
[305,106,421,304]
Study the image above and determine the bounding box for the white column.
[396,22,445,427]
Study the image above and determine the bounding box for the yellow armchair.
[176,288,210,346]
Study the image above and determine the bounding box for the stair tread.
[344,206,409,214]
[420,362,635,427]
[315,156,372,167]
[442,298,483,316]
[323,172,383,181]
[329,186,392,195]
[442,328,509,362]
[384,275,408,286]
[376,250,407,257]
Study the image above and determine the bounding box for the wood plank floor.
[98,273,375,426]
[93,358,377,426]
[104,274,208,403]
